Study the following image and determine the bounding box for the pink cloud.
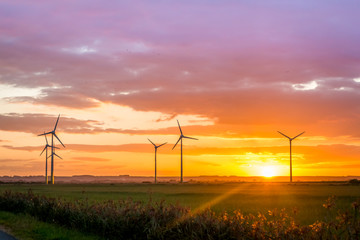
[1,0,360,139]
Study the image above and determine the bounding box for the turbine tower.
[38,114,65,184]
[172,120,198,183]
[40,134,59,184]
[47,147,63,183]
[278,131,305,183]
[148,138,166,184]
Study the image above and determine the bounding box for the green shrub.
[0,190,359,239]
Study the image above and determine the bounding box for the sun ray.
[166,185,243,230]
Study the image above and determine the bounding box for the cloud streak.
[4,143,360,167]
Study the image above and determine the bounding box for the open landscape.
[0,181,360,239]
[2,0,360,239]
[1,182,360,225]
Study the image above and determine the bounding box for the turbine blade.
[54,133,65,148]
[158,142,167,148]
[148,138,156,146]
[177,120,183,135]
[172,137,182,150]
[277,131,291,139]
[40,146,47,156]
[54,114,60,131]
[44,134,48,145]
[292,131,305,140]
[38,131,52,136]
[54,153,62,159]
[53,146,60,149]
[183,136,198,140]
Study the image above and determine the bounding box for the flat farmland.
[1,182,359,225]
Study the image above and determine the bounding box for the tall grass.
[0,190,359,239]
[0,211,99,240]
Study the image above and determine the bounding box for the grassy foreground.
[0,186,359,239]
[0,211,99,240]
[0,182,359,224]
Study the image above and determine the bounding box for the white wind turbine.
[40,133,59,184]
[148,138,167,184]
[278,131,305,183]
[47,146,63,182]
[172,120,198,183]
[38,114,65,184]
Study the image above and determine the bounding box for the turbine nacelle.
[38,115,65,148]
[172,120,198,150]
[40,145,60,156]
[278,131,305,141]
[148,138,167,149]
[47,152,62,160]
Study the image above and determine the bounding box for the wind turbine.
[172,120,198,183]
[40,134,59,184]
[278,131,305,183]
[148,138,167,184]
[47,147,63,183]
[38,114,65,184]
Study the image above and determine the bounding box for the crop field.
[1,182,359,225]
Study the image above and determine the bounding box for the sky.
[1,0,360,178]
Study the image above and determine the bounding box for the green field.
[0,211,100,240]
[1,182,359,225]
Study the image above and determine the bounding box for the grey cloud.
[0,113,102,134]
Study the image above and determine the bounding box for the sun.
[261,166,277,177]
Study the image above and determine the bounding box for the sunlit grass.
[0,182,359,225]
[0,188,359,239]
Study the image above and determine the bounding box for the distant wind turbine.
[148,138,167,184]
[172,120,198,183]
[47,147,63,183]
[278,131,305,183]
[38,114,65,184]
[48,147,63,168]
[40,134,59,184]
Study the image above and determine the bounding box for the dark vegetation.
[2,182,360,225]
[349,179,360,185]
[0,211,99,240]
[0,190,359,239]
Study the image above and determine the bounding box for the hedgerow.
[0,190,359,239]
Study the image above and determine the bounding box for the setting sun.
[2,1,360,238]
[261,166,277,178]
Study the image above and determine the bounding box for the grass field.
[0,211,100,240]
[1,182,359,225]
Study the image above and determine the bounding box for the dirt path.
[0,227,17,240]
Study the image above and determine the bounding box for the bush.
[349,179,360,185]
[0,190,359,239]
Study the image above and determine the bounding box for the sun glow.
[261,166,277,177]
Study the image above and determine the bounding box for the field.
[1,182,359,225]
[0,182,360,239]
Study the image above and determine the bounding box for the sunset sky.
[1,0,360,178]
